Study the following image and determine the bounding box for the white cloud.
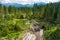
[1,0,12,3]
[34,0,59,3]
[44,0,59,3]
[0,0,60,4]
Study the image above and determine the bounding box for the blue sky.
[0,0,60,4]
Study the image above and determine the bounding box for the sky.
[0,0,60,5]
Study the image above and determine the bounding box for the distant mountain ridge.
[2,3,23,7]
[2,2,46,7]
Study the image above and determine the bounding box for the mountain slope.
[2,2,45,7]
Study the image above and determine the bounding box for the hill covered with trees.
[0,2,60,40]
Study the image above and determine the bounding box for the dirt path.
[23,20,44,40]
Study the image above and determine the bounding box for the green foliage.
[0,2,60,40]
[0,19,30,38]
[6,32,20,40]
[33,2,60,23]
[43,22,60,40]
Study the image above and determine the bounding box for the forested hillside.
[0,2,60,40]
[33,2,60,40]
[33,2,60,23]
